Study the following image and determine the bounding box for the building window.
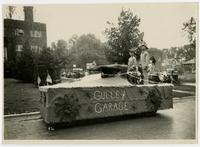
[16,45,23,52]
[15,29,24,36]
[31,45,38,51]
[31,45,41,53]
[30,30,42,38]
[16,45,23,58]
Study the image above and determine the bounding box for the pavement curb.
[173,89,195,94]
[4,111,40,118]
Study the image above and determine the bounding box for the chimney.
[24,6,34,22]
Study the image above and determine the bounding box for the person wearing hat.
[127,47,143,84]
[127,47,137,72]
[140,45,149,69]
[139,44,150,84]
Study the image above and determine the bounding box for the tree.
[15,42,35,82]
[4,6,17,78]
[104,9,144,64]
[68,34,78,50]
[176,45,195,61]
[38,43,70,85]
[5,6,16,19]
[182,17,196,60]
[37,48,53,85]
[167,47,178,59]
[36,39,71,85]
[51,42,56,50]
[57,39,68,50]
[69,34,108,69]
[183,17,196,45]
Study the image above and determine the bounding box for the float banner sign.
[40,85,173,124]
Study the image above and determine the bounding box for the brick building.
[4,6,47,61]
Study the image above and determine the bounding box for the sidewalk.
[172,89,195,95]
[181,83,196,86]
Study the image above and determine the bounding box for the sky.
[3,3,198,49]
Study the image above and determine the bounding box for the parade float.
[39,64,173,127]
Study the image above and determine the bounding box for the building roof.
[4,19,46,30]
[182,58,196,65]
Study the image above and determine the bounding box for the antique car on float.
[166,68,179,83]
[39,64,173,128]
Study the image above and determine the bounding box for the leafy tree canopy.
[15,42,34,82]
[69,34,109,69]
[182,17,196,60]
[104,9,144,64]
[182,17,196,45]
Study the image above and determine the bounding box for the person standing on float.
[127,47,138,72]
[127,47,143,84]
[139,44,150,84]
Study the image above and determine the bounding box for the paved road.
[4,96,196,141]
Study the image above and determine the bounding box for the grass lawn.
[173,85,195,92]
[173,72,196,97]
[173,91,195,97]
[173,84,195,97]
[4,78,41,115]
[179,73,196,83]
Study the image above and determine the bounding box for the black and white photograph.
[1,0,198,144]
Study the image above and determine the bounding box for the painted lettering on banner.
[93,90,128,113]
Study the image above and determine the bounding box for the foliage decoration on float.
[145,86,162,112]
[53,93,81,122]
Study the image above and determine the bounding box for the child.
[148,56,156,74]
[148,56,160,83]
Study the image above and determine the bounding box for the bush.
[37,47,64,85]
[4,60,17,78]
[15,48,35,83]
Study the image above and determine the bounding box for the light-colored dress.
[140,51,150,84]
[127,56,139,72]
[140,51,150,69]
[148,63,156,74]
